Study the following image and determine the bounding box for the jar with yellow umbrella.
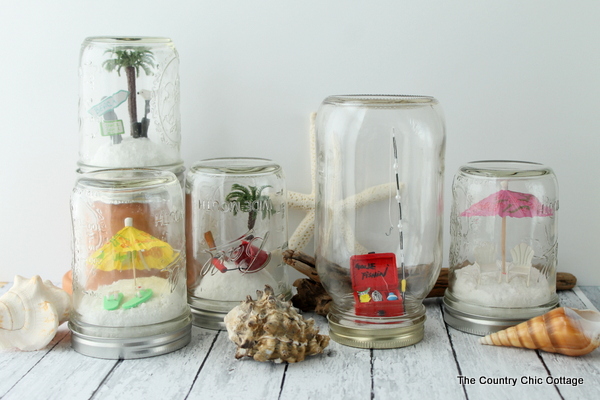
[88,217,179,310]
[70,169,191,359]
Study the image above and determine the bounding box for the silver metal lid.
[190,307,227,330]
[70,318,192,360]
[188,289,293,331]
[442,295,558,336]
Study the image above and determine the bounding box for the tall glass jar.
[78,37,183,179]
[315,95,446,348]
[70,169,191,359]
[186,158,291,329]
[444,161,559,334]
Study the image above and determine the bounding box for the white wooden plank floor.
[1,284,599,400]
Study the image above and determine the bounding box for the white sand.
[194,261,278,301]
[76,276,188,327]
[452,263,552,307]
[90,137,180,167]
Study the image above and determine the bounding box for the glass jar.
[444,161,559,334]
[70,169,191,359]
[78,37,182,177]
[315,95,446,348]
[186,158,291,329]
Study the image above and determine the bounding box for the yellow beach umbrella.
[87,217,178,310]
[88,217,178,273]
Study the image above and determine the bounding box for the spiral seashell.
[0,276,72,351]
[224,285,330,363]
[480,307,600,356]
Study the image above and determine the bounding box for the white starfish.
[287,114,399,252]
[287,113,318,251]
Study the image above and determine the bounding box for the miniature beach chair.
[509,243,533,286]
[474,242,499,284]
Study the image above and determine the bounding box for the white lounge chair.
[509,243,534,286]
[474,242,499,284]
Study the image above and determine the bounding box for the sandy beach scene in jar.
[444,161,559,334]
[78,37,182,173]
[69,169,191,357]
[185,158,290,329]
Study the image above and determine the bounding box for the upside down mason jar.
[315,95,446,348]
[444,161,559,334]
[186,158,291,329]
[70,169,191,359]
[78,37,183,181]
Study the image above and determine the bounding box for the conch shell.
[224,285,330,363]
[480,307,600,356]
[0,276,72,351]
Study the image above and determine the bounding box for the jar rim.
[189,157,282,176]
[77,161,184,172]
[75,168,179,191]
[322,95,437,107]
[460,160,554,178]
[83,36,173,45]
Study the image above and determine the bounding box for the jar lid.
[70,314,192,359]
[326,310,426,349]
[442,292,559,335]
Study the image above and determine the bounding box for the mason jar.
[78,37,182,178]
[444,160,559,334]
[315,95,446,348]
[186,158,290,329]
[70,169,191,359]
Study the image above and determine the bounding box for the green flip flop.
[122,288,153,309]
[103,292,124,311]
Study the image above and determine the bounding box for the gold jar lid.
[327,312,426,349]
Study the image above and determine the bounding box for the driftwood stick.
[292,278,332,316]
[284,250,578,316]
[556,271,578,290]
[283,249,321,282]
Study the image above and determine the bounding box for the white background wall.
[1,1,599,285]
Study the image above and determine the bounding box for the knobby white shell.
[0,276,72,351]
[224,285,330,363]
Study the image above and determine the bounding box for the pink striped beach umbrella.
[461,184,554,277]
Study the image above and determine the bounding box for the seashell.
[62,270,73,295]
[480,307,600,356]
[0,276,72,351]
[224,285,330,363]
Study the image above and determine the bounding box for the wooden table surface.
[1,283,598,400]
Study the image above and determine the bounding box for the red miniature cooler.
[350,253,404,317]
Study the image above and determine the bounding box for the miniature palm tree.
[225,184,275,230]
[103,47,155,138]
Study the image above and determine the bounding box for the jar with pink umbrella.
[444,161,559,335]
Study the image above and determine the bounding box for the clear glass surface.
[185,158,290,328]
[70,169,189,338]
[78,37,182,170]
[447,160,559,318]
[315,95,446,334]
